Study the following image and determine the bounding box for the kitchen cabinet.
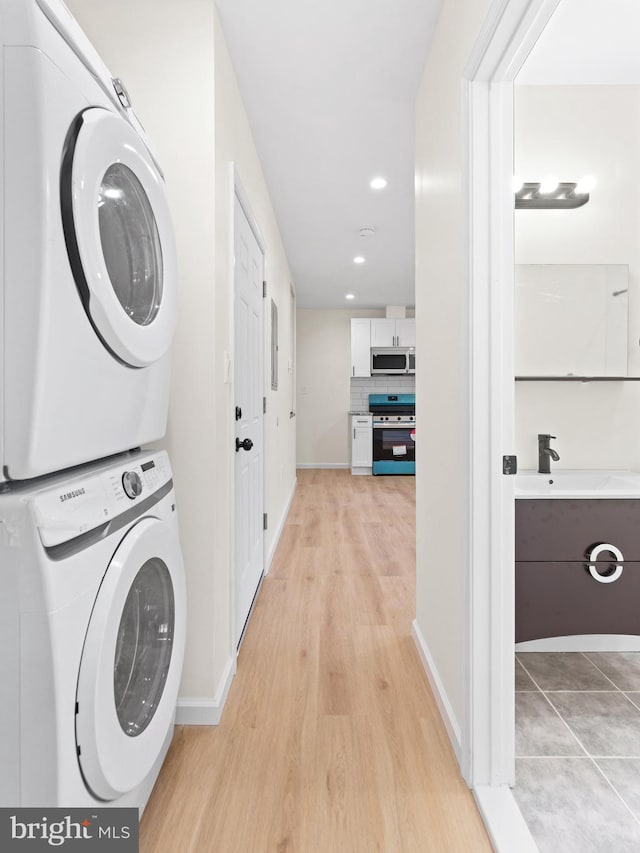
[515,499,640,642]
[371,318,415,348]
[351,415,372,473]
[350,318,371,377]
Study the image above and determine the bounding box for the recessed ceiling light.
[358,227,375,238]
[345,293,355,300]
[353,256,365,264]
[370,177,387,190]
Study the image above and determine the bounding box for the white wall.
[296,308,416,466]
[515,85,640,470]
[297,309,359,466]
[67,0,297,717]
[414,0,491,744]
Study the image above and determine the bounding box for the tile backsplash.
[350,376,416,411]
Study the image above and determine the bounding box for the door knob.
[235,437,254,452]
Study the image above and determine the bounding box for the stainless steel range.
[369,394,415,475]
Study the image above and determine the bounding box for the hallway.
[140,470,492,852]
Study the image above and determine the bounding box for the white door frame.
[230,164,267,652]
[463,0,561,846]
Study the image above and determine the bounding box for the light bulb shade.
[539,175,559,194]
[575,175,596,195]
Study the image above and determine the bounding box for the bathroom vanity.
[515,471,640,643]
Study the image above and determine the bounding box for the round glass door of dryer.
[75,517,186,801]
[62,108,177,368]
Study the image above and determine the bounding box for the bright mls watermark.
[0,809,138,851]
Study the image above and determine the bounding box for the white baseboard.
[474,785,538,853]
[516,634,640,652]
[296,462,350,469]
[175,655,236,725]
[411,619,462,764]
[265,476,297,574]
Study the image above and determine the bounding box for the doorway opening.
[467,0,640,849]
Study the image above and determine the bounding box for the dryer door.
[62,107,177,368]
[76,517,186,801]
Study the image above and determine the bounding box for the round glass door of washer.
[76,518,186,801]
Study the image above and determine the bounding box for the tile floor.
[514,652,640,852]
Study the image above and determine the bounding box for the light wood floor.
[140,469,493,852]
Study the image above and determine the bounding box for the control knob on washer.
[122,470,143,499]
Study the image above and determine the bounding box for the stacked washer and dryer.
[0,0,186,813]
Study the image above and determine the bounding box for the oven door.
[372,424,416,475]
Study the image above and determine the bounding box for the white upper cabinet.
[350,318,371,377]
[371,318,415,348]
[370,319,396,347]
[395,318,416,347]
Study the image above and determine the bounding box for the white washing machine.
[1,0,178,482]
[0,449,186,810]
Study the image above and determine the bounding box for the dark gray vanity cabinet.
[515,499,640,643]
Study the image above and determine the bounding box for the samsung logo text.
[59,488,86,503]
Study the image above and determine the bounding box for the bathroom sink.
[514,469,640,498]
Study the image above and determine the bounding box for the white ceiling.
[517,0,640,85]
[215,0,442,309]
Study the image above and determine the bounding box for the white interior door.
[234,194,264,647]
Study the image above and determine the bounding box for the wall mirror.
[514,263,632,378]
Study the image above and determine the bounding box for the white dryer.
[1,0,178,482]
[0,449,186,811]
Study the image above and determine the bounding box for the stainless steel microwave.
[371,347,415,375]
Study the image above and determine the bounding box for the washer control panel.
[33,450,172,548]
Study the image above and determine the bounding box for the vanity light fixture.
[538,175,559,194]
[515,175,596,209]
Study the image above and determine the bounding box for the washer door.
[76,517,186,801]
[62,108,177,368]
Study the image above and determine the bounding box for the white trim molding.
[175,655,236,725]
[412,620,462,763]
[296,462,350,469]
[474,785,539,853]
[463,0,561,790]
[265,476,297,574]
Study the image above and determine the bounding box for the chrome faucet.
[538,434,560,474]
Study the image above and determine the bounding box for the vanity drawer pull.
[588,542,624,584]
